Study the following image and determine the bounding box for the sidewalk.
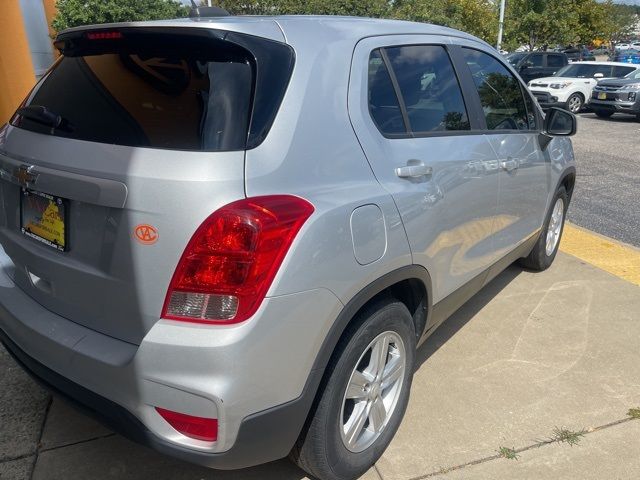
[1,231,639,479]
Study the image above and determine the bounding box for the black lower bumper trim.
[0,327,319,470]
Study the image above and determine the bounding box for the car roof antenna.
[189,1,231,18]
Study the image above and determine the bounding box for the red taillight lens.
[155,407,218,442]
[162,195,314,324]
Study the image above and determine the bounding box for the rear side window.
[613,66,636,77]
[527,54,544,67]
[11,29,294,152]
[368,45,470,135]
[547,55,565,68]
[462,48,530,131]
[368,50,406,135]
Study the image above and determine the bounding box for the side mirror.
[593,72,604,79]
[544,107,577,136]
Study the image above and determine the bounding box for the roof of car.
[59,15,487,47]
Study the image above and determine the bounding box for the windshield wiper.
[16,105,73,131]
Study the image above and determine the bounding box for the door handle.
[395,162,433,178]
[500,158,519,172]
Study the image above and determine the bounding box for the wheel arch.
[289,265,433,446]
[557,166,576,200]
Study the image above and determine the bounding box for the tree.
[601,1,639,44]
[504,0,612,51]
[52,0,189,31]
[393,0,498,43]
[216,0,390,17]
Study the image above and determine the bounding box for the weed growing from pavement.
[628,408,640,419]
[550,427,586,446]
[497,446,519,460]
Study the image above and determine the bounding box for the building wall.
[20,0,55,76]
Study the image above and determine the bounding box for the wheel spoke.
[368,335,390,379]
[344,402,369,447]
[369,396,387,433]
[346,370,371,400]
[381,356,403,390]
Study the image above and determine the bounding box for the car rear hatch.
[0,25,293,345]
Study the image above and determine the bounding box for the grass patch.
[550,427,586,446]
[497,446,519,460]
[628,408,640,419]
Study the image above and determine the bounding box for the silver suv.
[0,15,576,480]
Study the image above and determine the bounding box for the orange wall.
[0,0,36,123]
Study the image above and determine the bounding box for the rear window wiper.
[16,105,73,131]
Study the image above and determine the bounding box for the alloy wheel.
[545,197,565,256]
[340,331,406,453]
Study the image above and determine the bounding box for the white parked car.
[616,43,631,50]
[527,61,640,113]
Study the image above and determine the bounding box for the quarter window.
[613,66,635,77]
[527,54,544,67]
[547,55,565,68]
[383,45,470,133]
[462,48,531,131]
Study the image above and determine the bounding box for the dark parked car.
[563,47,596,62]
[590,69,640,119]
[506,51,569,83]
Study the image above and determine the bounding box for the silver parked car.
[0,14,576,480]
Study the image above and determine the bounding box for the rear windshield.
[11,29,294,152]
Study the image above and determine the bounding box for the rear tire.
[594,109,614,118]
[519,186,568,271]
[291,300,416,480]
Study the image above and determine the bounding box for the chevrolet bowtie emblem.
[14,165,39,188]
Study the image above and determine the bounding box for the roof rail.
[189,1,230,18]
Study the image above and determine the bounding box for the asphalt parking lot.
[569,112,640,248]
[1,114,639,480]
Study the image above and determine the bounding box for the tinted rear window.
[12,29,294,152]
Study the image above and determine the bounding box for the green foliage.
[216,0,390,17]
[393,0,498,43]
[550,427,586,446]
[50,0,637,50]
[601,2,639,43]
[52,0,189,31]
[628,407,640,419]
[497,446,519,460]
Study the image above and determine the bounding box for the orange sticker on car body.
[135,224,159,245]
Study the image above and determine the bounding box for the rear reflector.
[162,195,314,324]
[156,407,218,442]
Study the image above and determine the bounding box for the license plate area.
[598,92,607,100]
[20,188,68,252]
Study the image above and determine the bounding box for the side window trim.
[448,44,487,130]
[371,42,477,138]
[458,46,541,134]
[379,48,412,134]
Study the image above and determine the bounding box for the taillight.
[162,195,314,324]
[156,407,218,442]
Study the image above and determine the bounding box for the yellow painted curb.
[560,223,640,287]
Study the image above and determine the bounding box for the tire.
[594,109,614,118]
[519,186,569,271]
[291,300,416,480]
[565,93,584,114]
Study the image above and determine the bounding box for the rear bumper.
[0,327,322,469]
[0,248,342,469]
